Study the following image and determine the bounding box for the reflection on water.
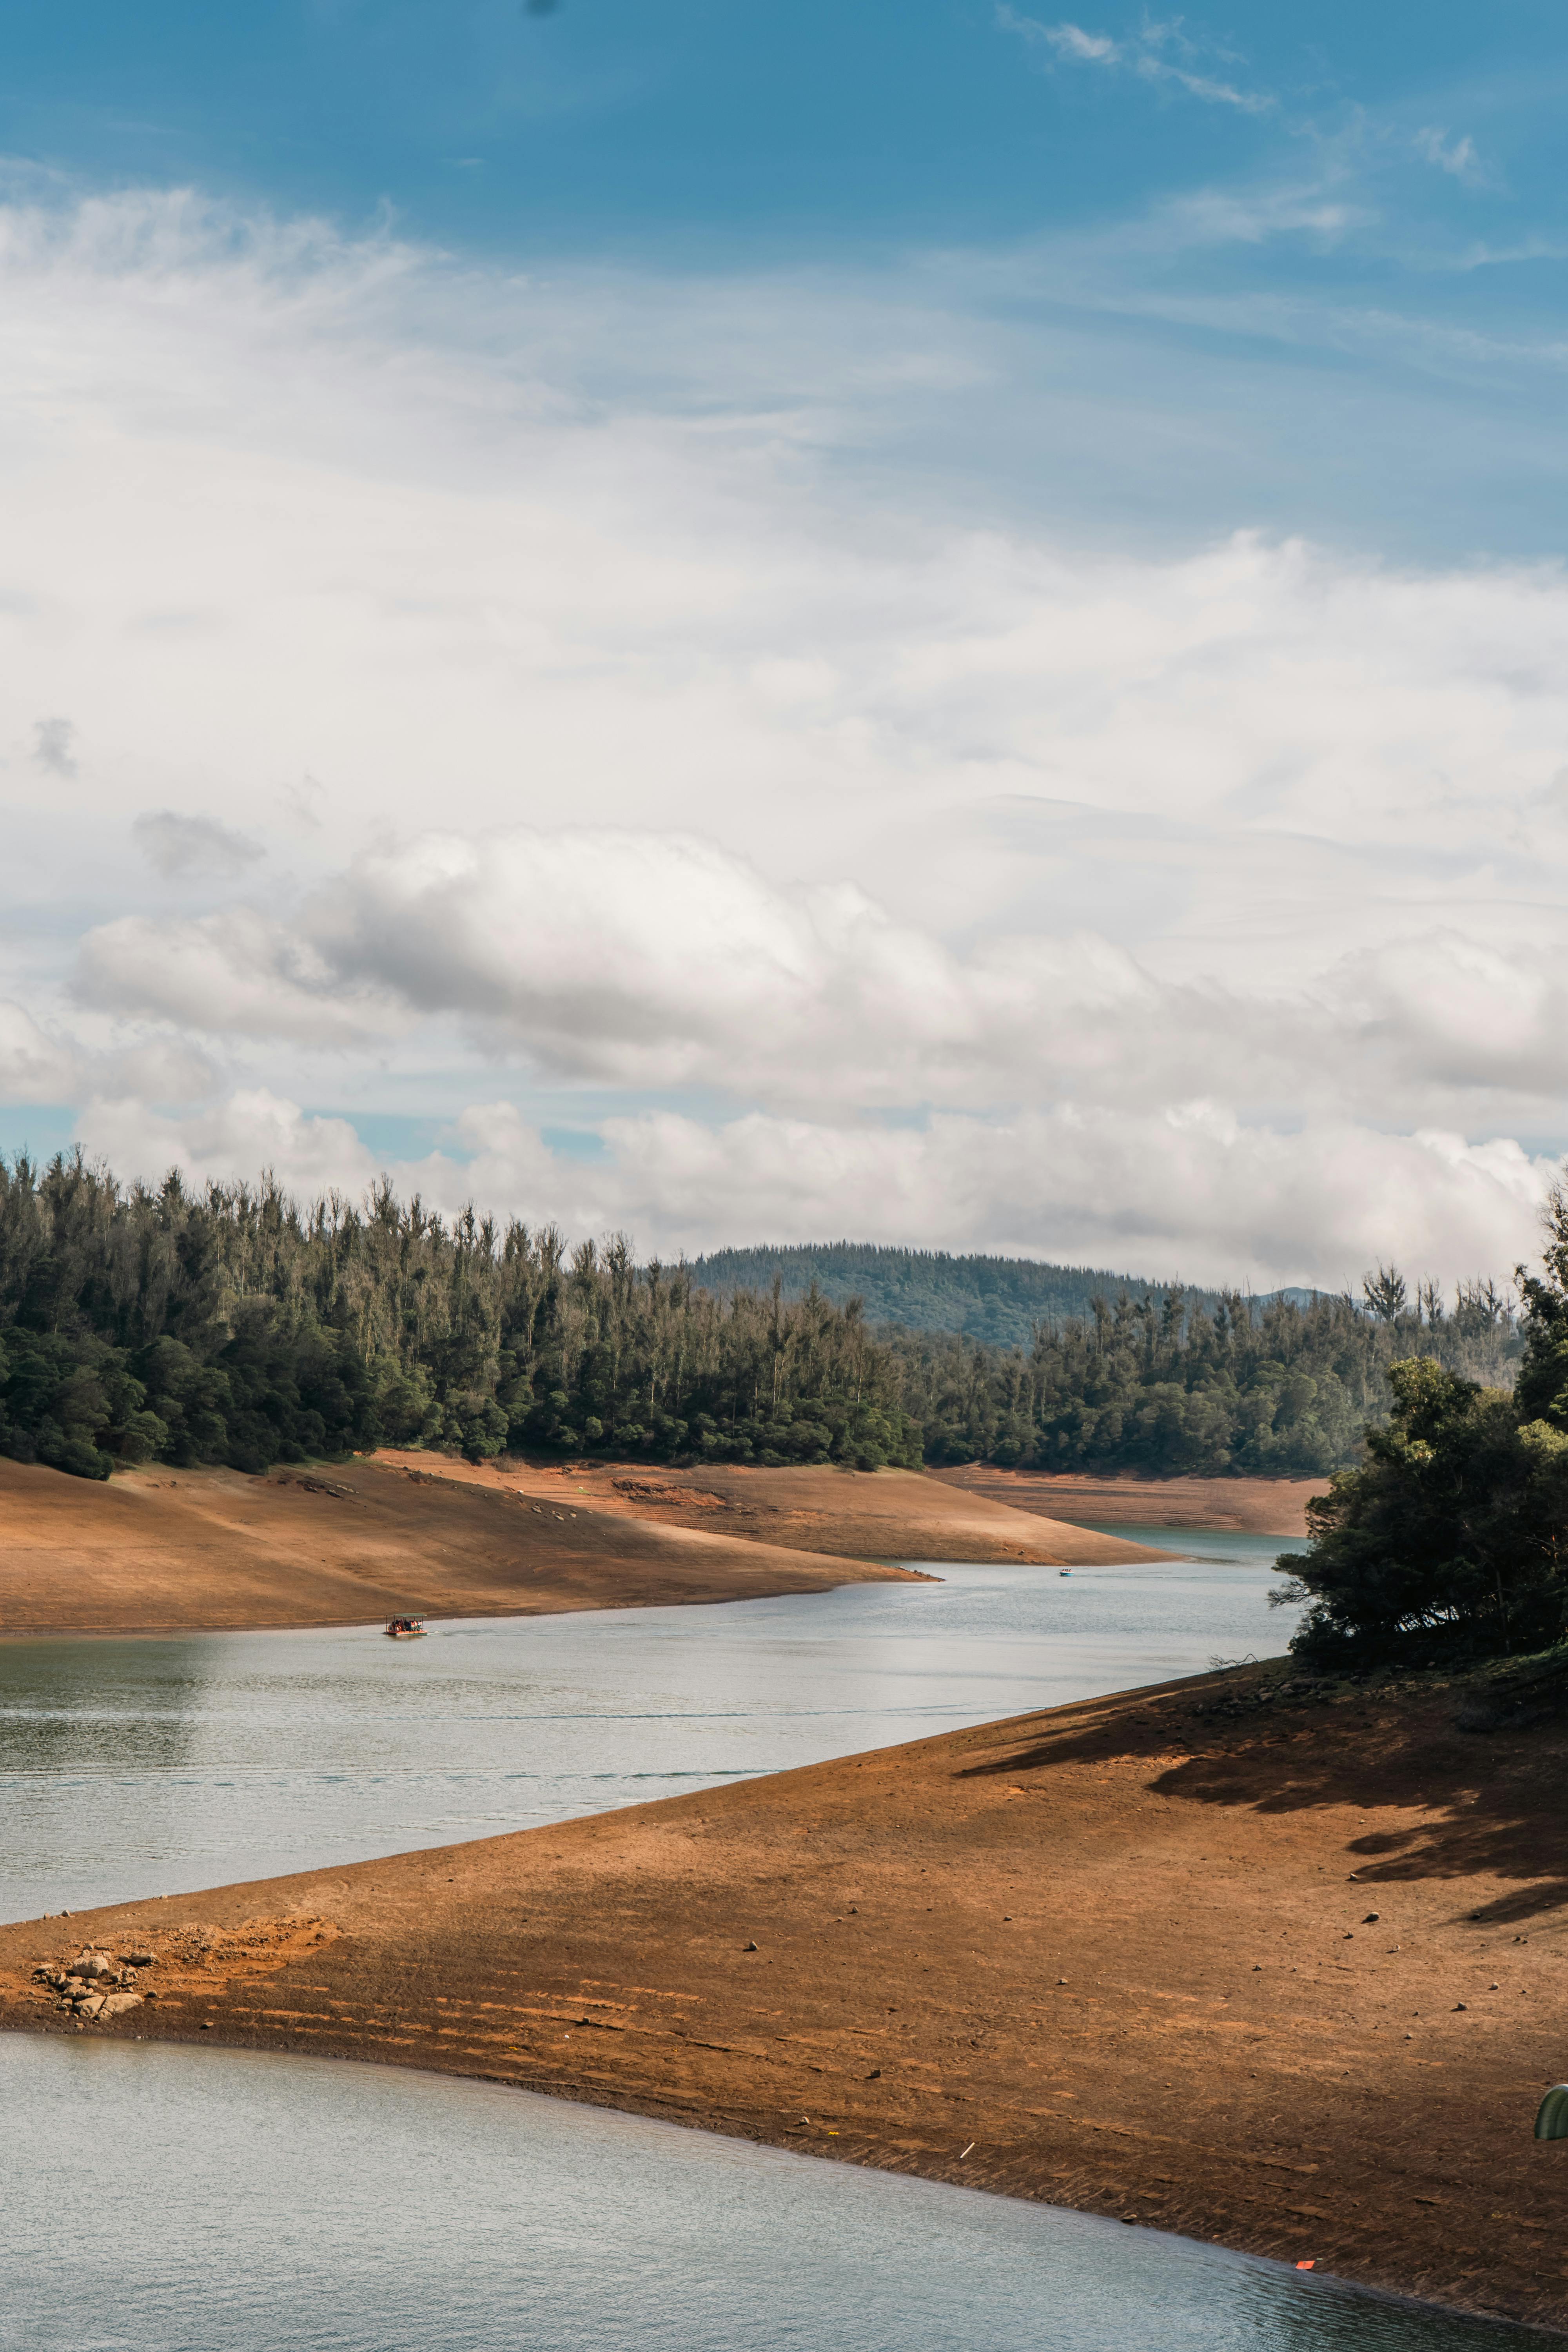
[2,1533,1293,1916]
[0,2036,1530,2352]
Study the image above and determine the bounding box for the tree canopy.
[0,1149,1530,1494]
[1276,1185,1568,1669]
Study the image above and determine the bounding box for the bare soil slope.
[375,1454,1167,1567]
[934,1466,1319,1537]
[0,1457,924,1636]
[7,1663,1565,2332]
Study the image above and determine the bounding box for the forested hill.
[0,1154,1528,1485]
[688,1242,1219,1348]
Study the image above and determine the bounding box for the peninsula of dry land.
[933,1465,1319,1537]
[0,1455,1162,1637]
[5,1660,1564,2334]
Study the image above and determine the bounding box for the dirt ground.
[373,1453,1168,1568]
[933,1466,1321,1537]
[0,1455,928,1635]
[7,1663,1565,2334]
[0,1455,1162,1637]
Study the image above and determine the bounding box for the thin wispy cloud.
[1415,126,1485,187]
[995,6,1273,115]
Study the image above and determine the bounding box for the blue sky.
[4,3,1559,254]
[1,4,1567,1284]
[8,3,1566,561]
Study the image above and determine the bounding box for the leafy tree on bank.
[1275,1185,1568,1669]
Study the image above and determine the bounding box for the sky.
[3,2,1568,1289]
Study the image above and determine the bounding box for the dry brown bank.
[375,1453,1167,1567]
[934,1466,1319,1537]
[6,1666,1566,2332]
[0,1455,926,1636]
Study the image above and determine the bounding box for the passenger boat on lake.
[384,1615,426,1639]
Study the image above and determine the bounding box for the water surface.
[0,2035,1530,2352]
[2,1531,1292,1916]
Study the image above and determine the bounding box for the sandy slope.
[373,1454,1169,1567]
[0,1456,926,1635]
[933,1466,1320,1537]
[6,1664,1564,2332]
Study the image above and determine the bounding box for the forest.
[688,1241,1228,1350]
[0,1151,1526,1484]
[1277,1187,1568,1670]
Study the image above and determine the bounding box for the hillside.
[688,1242,1220,1348]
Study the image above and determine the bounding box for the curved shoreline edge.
[4,1662,1564,2336]
[0,1454,1167,1637]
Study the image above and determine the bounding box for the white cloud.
[1416,127,1483,185]
[2,183,1567,1288]
[74,908,399,1045]
[0,1002,81,1102]
[78,1089,378,1196]
[996,6,1271,112]
[75,1085,1555,1295]
[997,10,1121,64]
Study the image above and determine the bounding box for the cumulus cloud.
[77,1089,379,1196]
[75,907,399,1045]
[73,1085,1555,1295]
[132,812,265,880]
[4,184,1568,1286]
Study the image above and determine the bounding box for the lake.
[0,1528,1292,1919]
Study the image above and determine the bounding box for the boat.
[384,1615,427,1639]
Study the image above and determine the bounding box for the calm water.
[9,1525,1526,2348]
[0,1530,1292,1918]
[0,2036,1530,2352]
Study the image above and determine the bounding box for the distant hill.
[686,1242,1234,1351]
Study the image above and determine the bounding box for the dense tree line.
[690,1241,1232,1352]
[1276,1193,1568,1670]
[0,1150,1525,1490]
[891,1272,1520,1479]
[0,1156,920,1480]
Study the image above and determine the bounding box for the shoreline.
[5,1661,1564,2335]
[0,1454,1163,1640]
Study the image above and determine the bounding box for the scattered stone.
[1454,2002,1468,2012]
[1363,1913,1380,1924]
[743,1940,759,1952]
[866,2068,881,2080]
[125,1952,156,1969]
[100,1992,143,2019]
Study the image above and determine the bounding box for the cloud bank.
[1,186,1565,1289]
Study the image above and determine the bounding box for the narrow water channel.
[0,1530,1289,1917]
[4,1531,1534,2347]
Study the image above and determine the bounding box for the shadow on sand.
[957,1672,1568,1924]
